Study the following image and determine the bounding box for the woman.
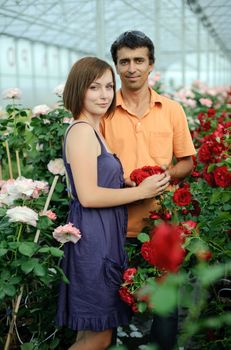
[56,57,170,350]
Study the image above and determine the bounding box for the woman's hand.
[138,172,170,199]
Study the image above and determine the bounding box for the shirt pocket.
[149,131,173,158]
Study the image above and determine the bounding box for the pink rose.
[41,210,57,221]
[53,223,81,244]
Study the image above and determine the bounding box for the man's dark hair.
[110,30,155,65]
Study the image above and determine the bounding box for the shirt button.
[136,122,141,132]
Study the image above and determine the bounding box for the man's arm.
[167,156,194,179]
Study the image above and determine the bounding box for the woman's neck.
[78,113,100,131]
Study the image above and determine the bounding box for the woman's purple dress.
[56,122,131,331]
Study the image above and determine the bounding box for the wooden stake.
[0,160,2,180]
[4,286,24,350]
[15,150,21,177]
[5,141,13,179]
[34,175,59,243]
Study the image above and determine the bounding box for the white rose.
[47,158,65,176]
[6,206,38,227]
[2,88,22,99]
[0,192,16,207]
[32,104,51,117]
[53,83,65,97]
[12,178,35,197]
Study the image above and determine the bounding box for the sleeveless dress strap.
[63,121,107,163]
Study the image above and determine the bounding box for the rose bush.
[118,81,231,349]
[0,86,73,350]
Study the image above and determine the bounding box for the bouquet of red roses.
[130,165,165,185]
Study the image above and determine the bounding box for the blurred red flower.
[173,187,192,206]
[214,166,231,188]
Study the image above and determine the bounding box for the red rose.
[130,165,164,185]
[214,166,231,188]
[196,250,212,261]
[181,220,198,236]
[203,166,216,187]
[130,169,149,185]
[182,208,189,215]
[190,200,201,217]
[173,187,192,206]
[149,223,185,273]
[198,143,213,163]
[207,108,216,117]
[140,241,153,264]
[123,268,137,283]
[132,303,139,313]
[164,212,172,220]
[142,165,164,175]
[118,287,134,305]
[182,220,197,230]
[149,211,162,220]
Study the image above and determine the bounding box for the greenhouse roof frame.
[0,0,230,64]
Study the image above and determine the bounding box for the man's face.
[115,47,153,91]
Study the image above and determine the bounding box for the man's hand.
[164,156,193,179]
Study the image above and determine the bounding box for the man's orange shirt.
[101,89,196,237]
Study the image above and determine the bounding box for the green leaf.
[150,284,177,315]
[196,263,230,285]
[207,163,217,173]
[0,269,11,280]
[221,191,231,203]
[49,247,64,257]
[55,266,69,284]
[19,242,38,257]
[37,215,52,230]
[50,337,60,349]
[137,232,150,242]
[33,263,46,277]
[55,182,64,192]
[38,247,50,253]
[210,189,222,204]
[0,289,5,299]
[0,248,8,256]
[211,212,231,225]
[20,343,35,350]
[0,207,7,216]
[21,258,38,274]
[10,276,21,284]
[137,301,147,313]
[4,284,16,297]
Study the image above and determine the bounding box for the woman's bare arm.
[66,124,170,208]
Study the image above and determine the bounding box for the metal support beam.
[96,0,105,59]
[181,0,186,86]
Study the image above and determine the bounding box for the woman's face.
[83,69,114,119]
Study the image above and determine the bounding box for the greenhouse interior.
[0,0,230,350]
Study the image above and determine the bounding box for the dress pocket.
[149,131,173,158]
[103,256,124,289]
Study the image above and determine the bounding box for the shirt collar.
[116,88,163,108]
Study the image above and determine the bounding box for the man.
[101,31,196,350]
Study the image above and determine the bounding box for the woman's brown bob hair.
[63,57,116,119]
